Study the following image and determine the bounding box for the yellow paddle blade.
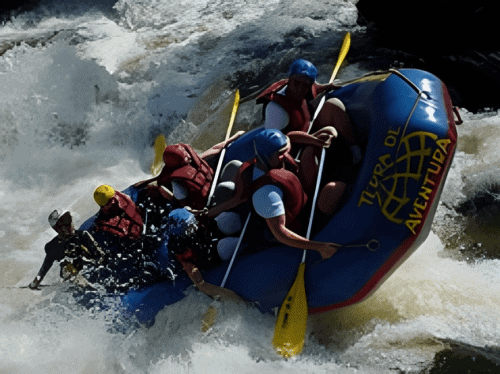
[329,32,351,84]
[225,89,240,141]
[150,134,166,176]
[201,305,218,332]
[272,263,308,358]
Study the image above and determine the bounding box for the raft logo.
[358,128,452,234]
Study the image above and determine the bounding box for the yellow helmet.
[94,185,115,206]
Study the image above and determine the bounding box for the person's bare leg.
[317,181,347,215]
[314,98,356,144]
[298,146,319,196]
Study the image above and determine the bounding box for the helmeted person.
[28,210,105,290]
[157,208,243,302]
[257,59,362,164]
[207,129,343,260]
[93,185,145,242]
[133,132,245,210]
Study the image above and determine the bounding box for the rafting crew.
[206,129,342,259]
[166,129,344,300]
[26,60,354,298]
[28,210,105,290]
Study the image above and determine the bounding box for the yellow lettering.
[432,149,445,164]
[405,219,421,235]
[428,161,442,174]
[384,128,401,147]
[418,186,433,201]
[379,154,394,169]
[409,207,423,219]
[414,197,427,211]
[358,191,374,207]
[374,163,384,177]
[436,138,451,154]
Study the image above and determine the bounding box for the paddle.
[150,134,167,176]
[272,32,351,358]
[3,284,52,290]
[200,89,240,332]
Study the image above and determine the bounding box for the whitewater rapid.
[2,1,500,373]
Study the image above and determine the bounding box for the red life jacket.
[157,144,214,210]
[256,79,326,133]
[95,191,144,241]
[236,159,307,233]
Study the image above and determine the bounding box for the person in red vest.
[93,185,145,242]
[257,59,362,164]
[134,132,245,210]
[207,129,343,260]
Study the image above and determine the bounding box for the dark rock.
[0,1,41,17]
[424,340,500,374]
[354,0,500,112]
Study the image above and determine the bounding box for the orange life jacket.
[95,191,144,241]
[256,79,327,133]
[158,144,214,210]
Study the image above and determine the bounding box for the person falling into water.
[28,210,105,290]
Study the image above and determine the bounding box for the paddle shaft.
[220,212,251,287]
[302,32,351,257]
[206,90,240,207]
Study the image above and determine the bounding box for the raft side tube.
[304,69,457,313]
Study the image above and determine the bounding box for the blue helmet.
[167,208,197,237]
[253,129,288,166]
[288,59,318,81]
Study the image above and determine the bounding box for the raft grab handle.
[453,106,463,125]
[342,239,380,252]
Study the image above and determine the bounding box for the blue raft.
[82,69,458,325]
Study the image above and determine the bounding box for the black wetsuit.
[35,230,102,281]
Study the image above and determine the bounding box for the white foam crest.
[113,0,281,33]
[310,232,500,371]
[370,232,500,320]
[0,311,123,374]
[117,291,364,374]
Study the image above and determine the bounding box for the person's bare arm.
[287,127,337,148]
[266,215,339,259]
[179,258,244,303]
[200,131,245,159]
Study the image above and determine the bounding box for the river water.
[1,1,500,373]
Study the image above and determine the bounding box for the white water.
[1,1,500,372]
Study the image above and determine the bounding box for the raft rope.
[341,239,380,252]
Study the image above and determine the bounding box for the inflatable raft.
[80,68,458,325]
